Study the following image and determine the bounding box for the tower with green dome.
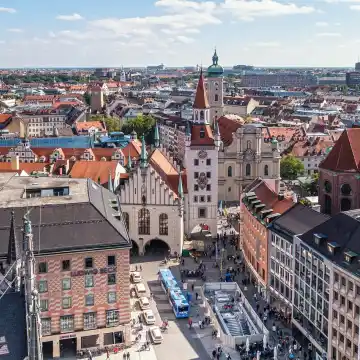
[206,49,224,125]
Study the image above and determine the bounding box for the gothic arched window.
[246,164,251,176]
[138,208,150,235]
[215,94,219,102]
[123,212,129,232]
[227,166,232,177]
[247,140,251,149]
[200,111,204,121]
[264,165,269,176]
[159,213,168,236]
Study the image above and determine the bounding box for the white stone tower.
[184,70,220,239]
[207,49,224,125]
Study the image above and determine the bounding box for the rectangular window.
[41,318,51,336]
[198,208,206,218]
[62,278,71,290]
[207,195,211,202]
[194,185,199,191]
[200,196,205,202]
[38,262,48,273]
[85,257,93,269]
[108,274,116,285]
[194,172,199,179]
[194,159,199,166]
[206,184,211,191]
[108,292,117,304]
[85,275,94,288]
[107,255,116,266]
[106,310,119,327]
[60,315,74,333]
[40,299,48,312]
[83,312,97,330]
[62,260,71,271]
[206,172,211,178]
[85,294,94,306]
[38,280,48,293]
[206,159,211,166]
[193,196,198,202]
[62,297,72,309]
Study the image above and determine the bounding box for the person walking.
[87,350,93,360]
[106,348,110,359]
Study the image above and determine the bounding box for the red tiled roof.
[0,114,11,124]
[190,124,214,146]
[69,161,118,184]
[122,140,141,159]
[319,128,360,172]
[193,70,209,109]
[75,121,105,132]
[218,115,244,146]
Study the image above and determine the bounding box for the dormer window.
[344,251,357,263]
[314,233,327,245]
[328,242,340,255]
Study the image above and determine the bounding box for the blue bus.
[159,269,189,318]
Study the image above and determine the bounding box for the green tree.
[280,155,304,180]
[83,92,91,106]
[90,115,121,133]
[301,172,319,196]
[121,114,156,144]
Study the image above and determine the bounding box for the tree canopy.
[121,114,156,144]
[280,155,304,180]
[90,115,121,133]
[301,173,319,196]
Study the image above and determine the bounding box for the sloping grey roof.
[270,203,329,242]
[299,212,360,274]
[0,292,27,360]
[0,179,130,257]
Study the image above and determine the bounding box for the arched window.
[246,164,251,176]
[200,111,204,121]
[227,166,232,177]
[215,94,219,102]
[159,213,168,236]
[246,140,251,149]
[123,212,129,232]
[324,195,332,215]
[264,165,269,176]
[138,208,150,235]
[341,184,352,196]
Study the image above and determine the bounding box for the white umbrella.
[274,345,278,360]
[263,334,267,350]
[246,337,250,353]
[256,350,261,360]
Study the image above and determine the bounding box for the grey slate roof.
[0,178,130,257]
[270,203,330,242]
[0,292,27,360]
[299,211,360,275]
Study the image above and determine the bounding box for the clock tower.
[184,71,221,239]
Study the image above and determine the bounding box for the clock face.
[197,172,208,189]
[198,150,207,159]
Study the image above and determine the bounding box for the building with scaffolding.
[0,175,131,358]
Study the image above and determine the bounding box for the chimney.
[10,155,19,171]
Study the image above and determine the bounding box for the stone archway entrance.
[144,239,170,257]
[130,240,139,256]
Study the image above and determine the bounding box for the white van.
[131,272,142,283]
[134,283,147,298]
[139,297,150,310]
[149,326,163,344]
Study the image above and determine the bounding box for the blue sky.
[0,0,359,68]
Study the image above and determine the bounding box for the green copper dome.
[207,49,224,77]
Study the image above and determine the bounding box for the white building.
[118,71,221,254]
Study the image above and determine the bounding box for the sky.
[0,0,359,68]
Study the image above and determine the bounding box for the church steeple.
[178,173,184,199]
[154,123,160,148]
[140,136,148,168]
[127,152,132,172]
[193,69,210,124]
[212,48,219,66]
[7,210,17,265]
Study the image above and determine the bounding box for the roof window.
[24,186,69,198]
[344,251,357,263]
[327,242,340,255]
[313,233,327,246]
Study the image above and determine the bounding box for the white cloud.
[316,32,342,37]
[0,7,16,13]
[350,4,360,9]
[221,0,315,21]
[315,21,328,26]
[7,28,22,33]
[56,13,84,21]
[253,41,281,47]
[176,35,195,43]
[33,37,50,44]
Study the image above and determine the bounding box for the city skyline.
[0,0,359,68]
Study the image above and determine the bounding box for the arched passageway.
[130,240,139,256]
[144,239,170,256]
